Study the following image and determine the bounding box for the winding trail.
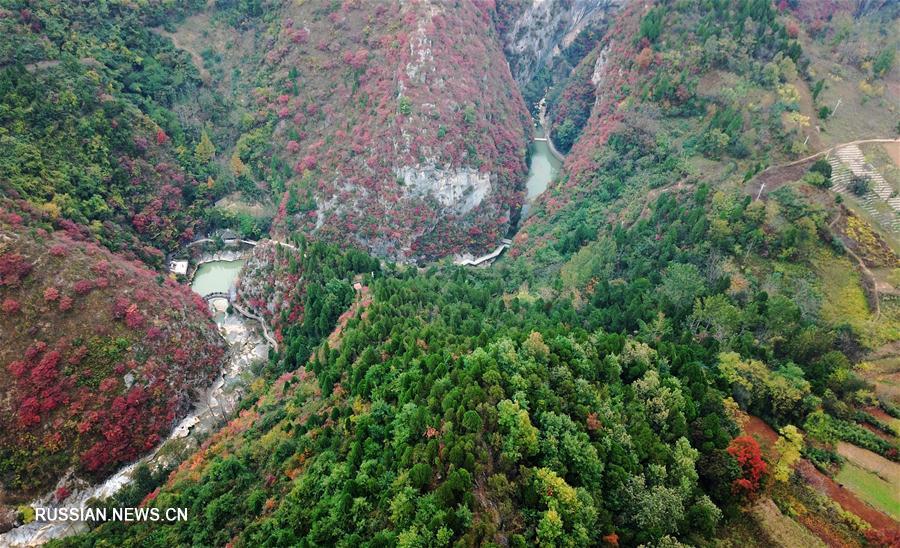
[186,237,296,251]
[771,138,898,171]
[844,240,882,319]
[231,301,278,351]
[751,139,900,318]
[742,415,899,536]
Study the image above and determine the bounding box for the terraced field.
[829,143,900,241]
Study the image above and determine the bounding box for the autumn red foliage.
[0,252,32,286]
[255,1,531,262]
[865,528,900,548]
[2,298,20,314]
[43,286,59,301]
[0,204,226,498]
[727,435,767,496]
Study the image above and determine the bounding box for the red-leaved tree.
[727,435,767,497]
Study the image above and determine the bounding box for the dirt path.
[743,414,780,455]
[748,138,900,199]
[866,406,899,430]
[743,416,899,533]
[843,242,882,319]
[231,301,278,350]
[824,186,881,318]
[837,442,900,486]
[326,283,371,350]
[750,497,826,548]
[21,57,101,73]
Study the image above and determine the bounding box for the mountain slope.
[8,1,900,546]
[0,201,225,506]
[0,1,219,264]
[161,0,533,261]
[0,1,236,514]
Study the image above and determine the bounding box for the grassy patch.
[858,357,900,404]
[813,251,900,347]
[714,509,771,548]
[814,252,873,332]
[837,442,900,485]
[835,462,900,521]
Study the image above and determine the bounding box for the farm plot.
[835,462,900,521]
[834,442,900,521]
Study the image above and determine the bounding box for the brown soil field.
[859,421,897,443]
[746,160,814,199]
[866,406,897,426]
[884,141,900,168]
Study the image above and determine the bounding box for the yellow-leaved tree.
[229,153,247,177]
[195,130,215,164]
[772,424,803,482]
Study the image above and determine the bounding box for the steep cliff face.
[170,0,532,263]
[271,0,531,262]
[498,0,624,86]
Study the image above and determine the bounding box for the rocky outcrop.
[500,0,624,85]
[396,165,492,216]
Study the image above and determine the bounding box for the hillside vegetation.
[162,0,533,262]
[0,200,225,503]
[0,0,226,263]
[0,0,235,518]
[0,0,897,546]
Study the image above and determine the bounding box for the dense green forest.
[56,246,742,546]
[0,0,269,263]
[1,0,898,546]
[58,176,898,545]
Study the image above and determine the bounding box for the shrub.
[74,280,95,295]
[872,48,895,78]
[727,435,766,496]
[849,175,870,196]
[409,462,432,491]
[804,172,828,188]
[49,245,68,257]
[125,304,144,329]
[2,298,21,314]
[0,252,32,286]
[809,158,832,180]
